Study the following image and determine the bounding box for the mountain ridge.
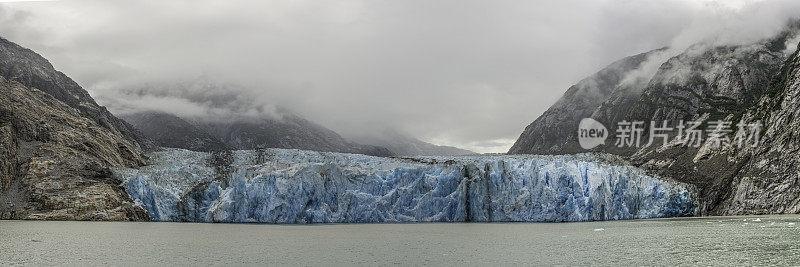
[0,75,148,220]
[509,24,800,215]
[120,110,396,157]
[0,36,155,151]
[345,128,475,157]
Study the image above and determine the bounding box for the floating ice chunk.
[593,228,605,232]
[752,218,761,222]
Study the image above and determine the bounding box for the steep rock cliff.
[0,76,148,220]
[0,37,154,151]
[510,25,800,215]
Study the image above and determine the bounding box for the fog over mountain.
[2,0,800,153]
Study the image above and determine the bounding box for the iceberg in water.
[114,149,697,223]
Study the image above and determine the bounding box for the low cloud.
[1,0,799,153]
[95,79,283,122]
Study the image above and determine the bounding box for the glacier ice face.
[114,149,697,223]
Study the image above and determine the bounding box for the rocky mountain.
[717,42,800,214]
[0,36,150,220]
[119,112,229,152]
[347,129,475,157]
[509,24,800,215]
[0,37,154,151]
[508,48,664,155]
[120,110,394,157]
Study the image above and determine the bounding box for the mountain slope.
[120,110,394,157]
[120,112,229,152]
[508,49,663,154]
[348,129,475,156]
[200,112,394,157]
[721,42,800,214]
[0,36,150,220]
[509,25,800,215]
[0,75,148,220]
[0,37,154,151]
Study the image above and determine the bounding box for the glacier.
[114,149,697,223]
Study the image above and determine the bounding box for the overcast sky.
[1,0,799,153]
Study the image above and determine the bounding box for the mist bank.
[8,0,800,153]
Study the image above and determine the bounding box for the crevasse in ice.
[114,149,697,223]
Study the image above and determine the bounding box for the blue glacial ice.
[114,149,697,223]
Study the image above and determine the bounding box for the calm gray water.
[2,215,799,266]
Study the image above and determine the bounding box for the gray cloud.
[1,0,799,153]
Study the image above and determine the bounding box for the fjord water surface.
[2,215,799,265]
